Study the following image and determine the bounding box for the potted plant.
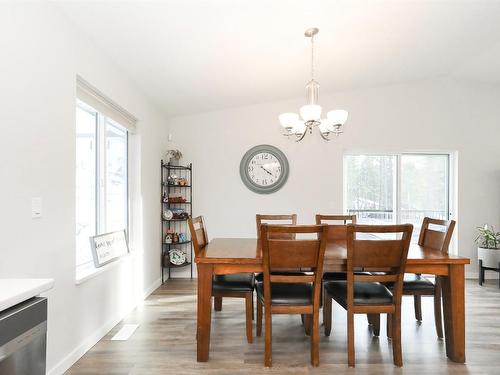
[476,224,500,268]
[165,149,182,166]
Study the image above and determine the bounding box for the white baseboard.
[143,277,162,299]
[48,277,162,375]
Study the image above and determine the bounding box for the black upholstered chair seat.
[325,280,393,309]
[256,282,312,305]
[402,273,435,292]
[212,273,255,293]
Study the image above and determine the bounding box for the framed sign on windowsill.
[89,230,129,268]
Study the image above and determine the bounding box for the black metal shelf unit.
[161,161,193,282]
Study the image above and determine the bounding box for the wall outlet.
[32,197,42,219]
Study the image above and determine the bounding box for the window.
[344,153,452,243]
[76,100,128,268]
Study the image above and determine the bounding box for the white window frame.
[343,151,457,253]
[75,99,130,277]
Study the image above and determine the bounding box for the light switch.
[32,197,42,219]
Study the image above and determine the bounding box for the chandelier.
[279,28,348,142]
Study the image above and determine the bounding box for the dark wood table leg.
[441,264,466,363]
[197,263,213,362]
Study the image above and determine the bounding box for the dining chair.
[256,214,297,239]
[255,214,297,282]
[316,214,357,283]
[256,214,315,330]
[323,224,413,367]
[188,216,255,343]
[316,215,379,332]
[256,223,328,367]
[390,217,456,339]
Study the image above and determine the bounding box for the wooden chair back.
[346,224,413,308]
[315,214,356,240]
[260,224,328,308]
[256,214,297,240]
[188,216,208,257]
[418,217,456,253]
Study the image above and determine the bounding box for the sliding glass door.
[344,153,451,243]
[400,154,449,241]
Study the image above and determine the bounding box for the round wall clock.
[239,144,289,194]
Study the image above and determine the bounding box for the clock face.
[240,145,289,194]
[247,152,282,187]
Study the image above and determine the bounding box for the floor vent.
[111,324,139,341]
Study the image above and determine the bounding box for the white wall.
[0,2,167,374]
[168,78,500,278]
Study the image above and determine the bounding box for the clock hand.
[260,165,274,177]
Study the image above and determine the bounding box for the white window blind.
[76,75,138,133]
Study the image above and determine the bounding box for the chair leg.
[252,293,255,321]
[323,290,332,336]
[434,277,444,339]
[257,299,262,337]
[245,293,253,344]
[367,314,373,325]
[368,314,380,336]
[214,296,222,311]
[264,305,272,367]
[413,295,422,321]
[391,308,403,367]
[311,308,320,367]
[304,314,312,336]
[386,313,392,339]
[347,311,355,367]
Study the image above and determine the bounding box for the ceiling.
[54,0,500,117]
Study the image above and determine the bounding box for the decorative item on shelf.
[164,149,183,166]
[279,27,348,142]
[172,232,179,243]
[167,175,177,185]
[167,175,188,186]
[476,224,500,287]
[171,208,189,220]
[169,248,187,266]
[162,191,168,203]
[178,233,187,243]
[165,228,175,244]
[168,194,187,203]
[177,177,189,186]
[163,210,173,220]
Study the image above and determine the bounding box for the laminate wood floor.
[66,279,500,374]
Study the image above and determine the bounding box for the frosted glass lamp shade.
[300,104,322,122]
[327,109,348,126]
[279,112,299,129]
[293,122,307,135]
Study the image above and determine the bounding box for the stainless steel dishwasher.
[0,297,47,375]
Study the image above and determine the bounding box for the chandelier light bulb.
[327,110,348,126]
[299,104,322,122]
[279,112,299,129]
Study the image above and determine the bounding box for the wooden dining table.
[195,237,470,363]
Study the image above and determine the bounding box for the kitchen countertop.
[0,279,54,311]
